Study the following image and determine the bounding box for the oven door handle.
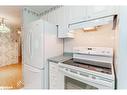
[59,67,113,89]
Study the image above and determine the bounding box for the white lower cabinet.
[49,62,64,89]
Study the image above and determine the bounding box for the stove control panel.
[73,47,113,56]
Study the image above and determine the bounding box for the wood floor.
[0,63,23,89]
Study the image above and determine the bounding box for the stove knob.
[102,51,105,53]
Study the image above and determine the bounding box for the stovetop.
[63,59,112,75]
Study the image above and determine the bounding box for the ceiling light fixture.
[0,18,10,33]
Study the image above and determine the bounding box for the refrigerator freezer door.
[23,64,44,89]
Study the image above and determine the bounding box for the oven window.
[65,76,98,89]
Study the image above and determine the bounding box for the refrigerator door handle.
[28,31,31,56]
[30,31,32,57]
[27,67,40,73]
[30,32,32,56]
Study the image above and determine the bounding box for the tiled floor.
[0,63,23,89]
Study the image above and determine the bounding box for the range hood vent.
[69,15,117,31]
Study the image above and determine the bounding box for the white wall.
[117,7,127,89]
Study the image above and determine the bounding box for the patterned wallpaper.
[0,32,19,67]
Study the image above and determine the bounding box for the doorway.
[0,6,23,89]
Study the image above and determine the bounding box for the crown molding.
[23,8,40,16]
[23,6,63,17]
[39,6,63,16]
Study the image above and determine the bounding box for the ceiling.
[0,6,56,28]
[0,6,21,28]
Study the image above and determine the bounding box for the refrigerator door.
[23,25,31,66]
[29,20,44,69]
[23,64,44,89]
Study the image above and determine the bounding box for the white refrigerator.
[22,19,63,89]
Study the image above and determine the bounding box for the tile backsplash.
[64,23,115,53]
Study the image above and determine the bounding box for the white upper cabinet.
[86,6,119,19]
[58,6,87,38]
[41,6,119,38]
[67,6,119,35]
[57,7,74,38]
[69,6,87,23]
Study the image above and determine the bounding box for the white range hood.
[69,15,117,31]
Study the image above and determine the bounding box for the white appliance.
[22,19,63,89]
[59,47,115,89]
[69,15,117,31]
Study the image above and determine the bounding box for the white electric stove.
[58,47,116,89]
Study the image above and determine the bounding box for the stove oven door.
[65,76,98,89]
[58,63,114,89]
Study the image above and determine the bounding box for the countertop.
[48,55,72,63]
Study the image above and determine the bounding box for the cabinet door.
[87,6,118,19]
[57,7,66,38]
[57,7,74,38]
[69,6,87,23]
[47,10,57,25]
[57,6,87,38]
[49,62,64,89]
